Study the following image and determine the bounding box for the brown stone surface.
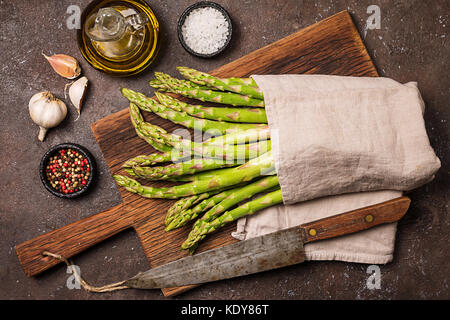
[0,0,448,299]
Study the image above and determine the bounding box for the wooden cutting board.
[15,10,378,297]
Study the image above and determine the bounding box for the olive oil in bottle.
[77,0,160,76]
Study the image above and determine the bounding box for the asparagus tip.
[113,174,130,186]
[120,87,131,96]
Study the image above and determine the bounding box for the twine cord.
[42,251,130,293]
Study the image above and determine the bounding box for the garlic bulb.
[67,76,88,120]
[29,91,67,141]
[42,53,81,79]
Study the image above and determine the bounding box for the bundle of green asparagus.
[114,67,283,253]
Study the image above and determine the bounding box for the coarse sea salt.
[181,7,230,55]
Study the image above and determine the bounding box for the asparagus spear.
[129,102,195,156]
[123,154,170,168]
[165,187,240,230]
[155,92,267,123]
[165,184,242,226]
[218,77,258,87]
[167,175,279,231]
[124,167,225,183]
[132,119,272,161]
[137,115,271,154]
[182,72,258,88]
[131,158,237,180]
[195,175,278,224]
[172,166,238,182]
[151,73,265,107]
[136,127,171,152]
[130,102,167,135]
[149,78,213,92]
[149,79,169,92]
[129,103,172,152]
[150,77,211,91]
[179,74,258,89]
[129,111,271,163]
[122,150,189,168]
[122,88,266,134]
[113,151,274,199]
[204,127,271,146]
[130,100,269,161]
[128,90,271,148]
[166,195,201,226]
[165,192,216,227]
[154,71,264,106]
[168,137,272,162]
[177,67,264,100]
[181,188,283,250]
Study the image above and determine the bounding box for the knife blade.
[125,196,410,289]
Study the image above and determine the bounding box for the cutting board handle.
[15,204,132,277]
[301,196,411,243]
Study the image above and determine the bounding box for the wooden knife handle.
[15,204,132,277]
[301,196,411,244]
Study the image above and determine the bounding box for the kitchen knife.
[124,196,410,289]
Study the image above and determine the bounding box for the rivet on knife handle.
[300,196,411,244]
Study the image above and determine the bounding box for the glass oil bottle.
[77,0,160,76]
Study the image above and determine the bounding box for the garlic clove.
[42,53,81,79]
[68,76,88,120]
[38,127,48,142]
[29,91,67,141]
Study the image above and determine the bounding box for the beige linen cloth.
[232,75,441,264]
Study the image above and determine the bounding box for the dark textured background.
[0,0,448,299]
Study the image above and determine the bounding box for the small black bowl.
[39,143,96,199]
[177,1,233,58]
